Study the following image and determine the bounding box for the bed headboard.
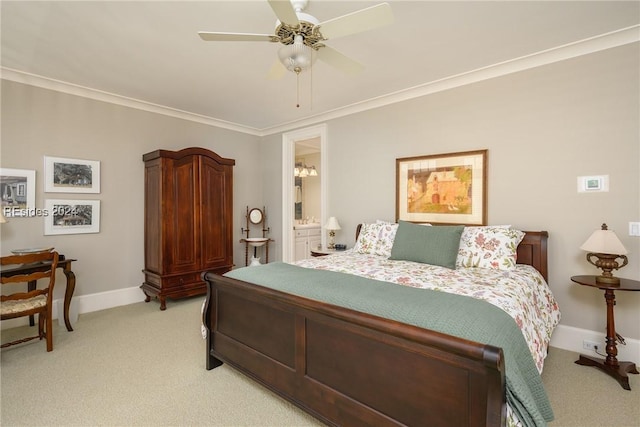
[516,231,549,282]
[355,224,549,282]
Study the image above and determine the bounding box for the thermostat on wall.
[577,175,609,193]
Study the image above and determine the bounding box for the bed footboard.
[203,272,506,427]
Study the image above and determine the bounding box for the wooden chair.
[1,251,59,351]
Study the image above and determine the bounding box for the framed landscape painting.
[0,168,36,217]
[396,150,487,225]
[44,156,100,193]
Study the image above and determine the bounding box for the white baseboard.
[550,324,640,365]
[6,285,640,365]
[52,285,145,326]
[62,288,639,365]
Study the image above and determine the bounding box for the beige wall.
[1,43,638,343]
[262,43,639,341]
[1,80,262,302]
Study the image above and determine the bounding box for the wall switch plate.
[630,222,640,236]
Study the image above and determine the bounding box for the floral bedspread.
[296,250,560,374]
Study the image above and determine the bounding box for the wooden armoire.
[141,147,235,310]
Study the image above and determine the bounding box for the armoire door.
[200,155,233,270]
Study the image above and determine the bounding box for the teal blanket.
[225,262,553,427]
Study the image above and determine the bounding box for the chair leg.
[38,313,45,340]
[45,309,53,352]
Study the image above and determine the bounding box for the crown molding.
[261,25,640,135]
[0,67,263,136]
[2,25,638,137]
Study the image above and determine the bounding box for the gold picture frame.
[396,149,487,225]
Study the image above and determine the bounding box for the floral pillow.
[456,226,525,270]
[354,222,399,257]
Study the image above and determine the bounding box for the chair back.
[1,251,59,351]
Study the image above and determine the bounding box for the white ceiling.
[2,1,638,136]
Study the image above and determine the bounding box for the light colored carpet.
[1,297,638,426]
[542,347,639,426]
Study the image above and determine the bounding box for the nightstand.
[571,275,640,390]
[310,248,345,257]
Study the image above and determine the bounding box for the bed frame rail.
[204,273,506,427]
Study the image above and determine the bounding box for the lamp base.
[595,275,620,285]
[586,252,628,286]
[328,230,336,249]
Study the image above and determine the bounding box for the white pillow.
[354,222,399,257]
[456,226,524,270]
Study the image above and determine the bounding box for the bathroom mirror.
[249,208,264,225]
[294,176,302,220]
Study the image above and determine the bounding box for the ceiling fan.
[198,0,393,78]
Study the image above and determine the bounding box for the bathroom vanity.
[294,224,321,261]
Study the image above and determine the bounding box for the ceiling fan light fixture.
[278,34,316,73]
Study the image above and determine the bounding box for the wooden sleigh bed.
[203,225,552,427]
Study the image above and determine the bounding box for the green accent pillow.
[389,221,464,269]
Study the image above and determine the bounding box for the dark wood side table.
[310,248,346,257]
[0,255,77,332]
[571,275,640,390]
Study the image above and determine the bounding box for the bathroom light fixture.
[294,163,318,177]
[580,223,628,284]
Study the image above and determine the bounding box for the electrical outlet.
[583,340,599,351]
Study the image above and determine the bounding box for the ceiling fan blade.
[316,46,364,76]
[198,32,276,42]
[268,0,300,26]
[317,2,393,40]
[267,60,287,80]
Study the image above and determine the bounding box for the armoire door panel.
[167,156,199,273]
[144,160,162,273]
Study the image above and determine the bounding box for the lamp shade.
[580,224,627,255]
[0,209,7,224]
[324,217,341,231]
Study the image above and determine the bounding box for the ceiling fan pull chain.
[296,69,300,108]
[310,55,314,110]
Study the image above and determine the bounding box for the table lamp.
[324,217,341,249]
[580,223,628,284]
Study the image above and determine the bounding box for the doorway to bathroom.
[281,124,327,262]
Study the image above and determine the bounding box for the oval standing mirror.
[249,208,264,225]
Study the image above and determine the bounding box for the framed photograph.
[0,168,36,217]
[44,156,100,193]
[44,199,101,235]
[396,149,487,225]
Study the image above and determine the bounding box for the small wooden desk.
[571,275,640,390]
[1,255,77,332]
